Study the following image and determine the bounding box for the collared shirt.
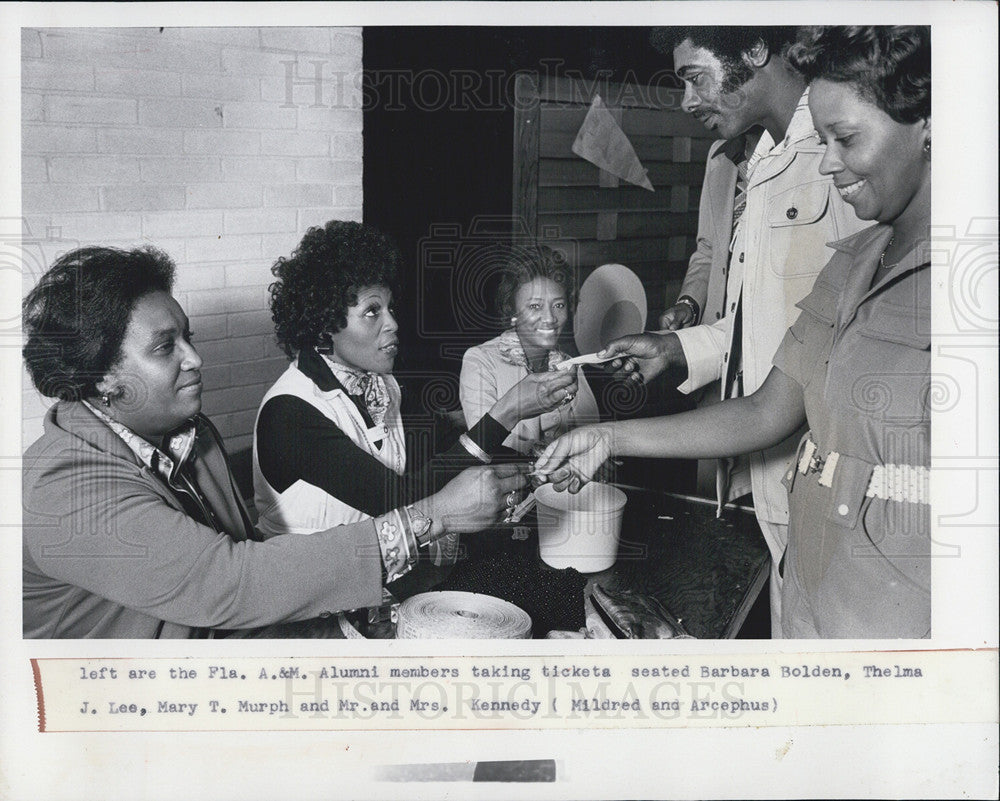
[84,401,415,585]
[82,401,198,486]
[774,224,932,473]
[677,89,821,395]
[772,224,931,637]
[730,89,812,263]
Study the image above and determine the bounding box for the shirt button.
[730,302,736,312]
[837,504,849,516]
[739,252,745,263]
[786,207,798,220]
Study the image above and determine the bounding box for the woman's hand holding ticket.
[533,425,614,493]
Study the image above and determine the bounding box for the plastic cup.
[533,482,627,572]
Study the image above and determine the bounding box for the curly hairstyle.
[22,246,176,401]
[787,26,930,124]
[650,27,800,92]
[495,243,575,323]
[269,220,401,357]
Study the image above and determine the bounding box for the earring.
[316,332,334,355]
[100,393,112,407]
[923,139,931,158]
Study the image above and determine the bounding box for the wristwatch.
[675,295,701,323]
[404,505,434,547]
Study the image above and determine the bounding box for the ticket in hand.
[554,352,618,371]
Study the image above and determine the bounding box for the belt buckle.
[807,450,825,474]
[797,437,826,477]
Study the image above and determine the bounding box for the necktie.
[732,154,750,237]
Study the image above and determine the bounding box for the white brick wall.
[21,26,363,452]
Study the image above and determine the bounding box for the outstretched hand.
[599,332,672,386]
[427,462,531,533]
[491,368,579,428]
[532,425,614,493]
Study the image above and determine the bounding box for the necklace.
[879,235,895,271]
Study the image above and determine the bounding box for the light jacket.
[253,356,407,537]
[672,91,868,523]
[22,402,385,638]
[677,132,756,329]
[460,334,600,455]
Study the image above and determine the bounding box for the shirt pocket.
[784,278,838,389]
[857,298,931,351]
[844,301,931,424]
[794,277,839,325]
[765,180,835,277]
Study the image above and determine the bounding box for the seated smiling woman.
[22,245,525,638]
[460,243,599,456]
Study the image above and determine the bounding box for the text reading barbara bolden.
[31,651,995,732]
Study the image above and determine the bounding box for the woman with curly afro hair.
[254,221,564,621]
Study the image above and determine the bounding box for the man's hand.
[599,332,687,386]
[659,301,696,331]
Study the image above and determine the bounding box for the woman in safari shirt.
[536,26,933,639]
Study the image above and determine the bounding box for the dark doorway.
[362,27,695,494]
[363,26,670,374]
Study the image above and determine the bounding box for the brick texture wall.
[21,26,363,453]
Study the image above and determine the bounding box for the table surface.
[586,488,769,639]
[421,486,771,640]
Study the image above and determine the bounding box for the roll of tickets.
[395,591,532,639]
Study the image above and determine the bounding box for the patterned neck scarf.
[496,329,569,372]
[83,400,198,485]
[322,355,390,427]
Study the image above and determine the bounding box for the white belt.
[866,464,930,505]
[796,437,929,505]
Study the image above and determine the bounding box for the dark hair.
[269,220,401,357]
[788,26,930,124]
[22,246,176,401]
[650,26,800,91]
[495,243,575,322]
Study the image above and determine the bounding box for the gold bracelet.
[458,432,492,464]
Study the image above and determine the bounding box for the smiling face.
[810,78,931,227]
[512,277,568,357]
[673,39,763,139]
[97,290,203,442]
[328,285,399,374]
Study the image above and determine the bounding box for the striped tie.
[732,155,750,236]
